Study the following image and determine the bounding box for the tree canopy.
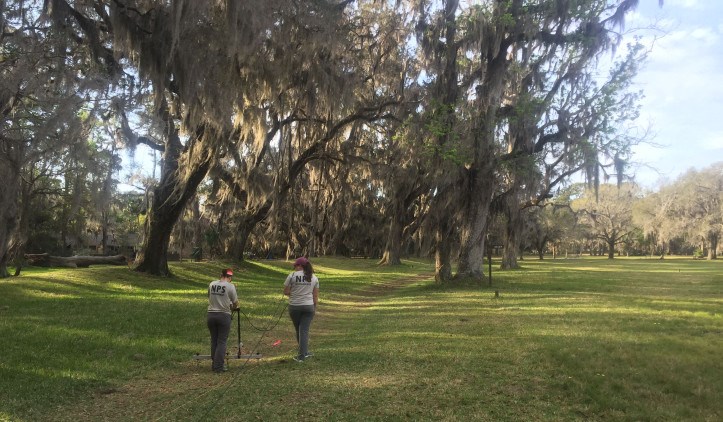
[5,0,715,281]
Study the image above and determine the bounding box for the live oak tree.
[201,2,404,262]
[496,38,647,269]
[102,0,389,275]
[633,188,676,257]
[376,31,429,265]
[526,204,578,259]
[413,0,466,282]
[1,0,113,277]
[535,184,589,258]
[411,0,655,282]
[572,183,638,259]
[6,108,122,273]
[658,163,722,259]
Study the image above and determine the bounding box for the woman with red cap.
[207,268,239,373]
[283,257,319,362]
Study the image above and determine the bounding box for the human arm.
[229,283,239,311]
[283,273,292,296]
[312,286,318,308]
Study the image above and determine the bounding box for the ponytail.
[302,262,314,282]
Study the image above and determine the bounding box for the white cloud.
[689,27,719,44]
[700,135,723,151]
[663,0,717,10]
[667,0,704,10]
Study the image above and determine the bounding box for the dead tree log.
[24,253,127,268]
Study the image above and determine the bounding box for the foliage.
[572,183,639,258]
[1,0,694,283]
[527,204,581,257]
[1,0,118,275]
[657,164,723,259]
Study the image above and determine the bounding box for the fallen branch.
[24,253,127,268]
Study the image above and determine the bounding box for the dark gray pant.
[288,305,315,358]
[207,312,232,371]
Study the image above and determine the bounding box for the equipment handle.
[236,308,242,358]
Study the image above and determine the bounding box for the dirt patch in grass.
[351,272,434,305]
[53,361,260,421]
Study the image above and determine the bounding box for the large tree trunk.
[455,11,509,282]
[99,145,116,255]
[707,232,718,260]
[232,201,273,261]
[537,237,547,260]
[456,166,495,281]
[434,220,454,283]
[379,191,408,266]
[501,196,523,269]
[135,157,211,275]
[379,169,425,266]
[456,204,490,281]
[60,166,86,253]
[429,179,458,283]
[379,214,403,266]
[191,198,203,260]
[232,225,252,261]
[135,203,174,276]
[0,169,20,278]
[100,213,110,255]
[0,135,23,278]
[607,237,616,259]
[426,0,460,283]
[7,170,35,276]
[131,91,216,276]
[134,102,213,276]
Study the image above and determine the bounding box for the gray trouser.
[207,312,232,371]
[288,305,315,357]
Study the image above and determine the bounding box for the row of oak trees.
[1,0,665,278]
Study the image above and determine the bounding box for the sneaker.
[292,355,305,363]
[213,365,229,373]
[304,352,314,358]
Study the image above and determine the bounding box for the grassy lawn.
[0,257,720,421]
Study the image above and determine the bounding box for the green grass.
[0,257,720,421]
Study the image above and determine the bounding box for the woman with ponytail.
[283,257,319,362]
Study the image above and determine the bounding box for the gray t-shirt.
[207,280,238,314]
[284,271,319,306]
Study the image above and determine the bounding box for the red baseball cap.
[293,257,309,267]
[222,268,233,277]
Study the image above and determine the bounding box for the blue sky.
[625,0,723,189]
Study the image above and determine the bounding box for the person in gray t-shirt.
[207,268,239,373]
[283,257,319,362]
